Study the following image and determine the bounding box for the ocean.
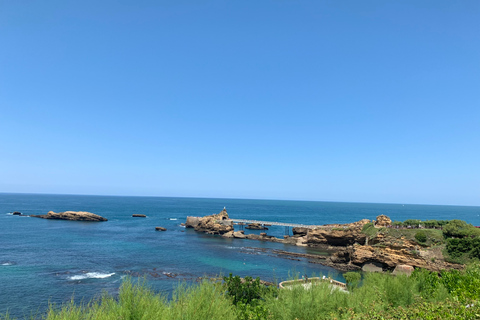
[1,193,479,318]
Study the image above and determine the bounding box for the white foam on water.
[1,262,14,266]
[69,272,115,281]
[169,218,178,220]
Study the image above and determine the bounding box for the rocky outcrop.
[245,223,268,230]
[192,209,233,235]
[292,227,310,236]
[326,240,462,273]
[155,227,167,231]
[375,215,392,227]
[185,216,201,228]
[132,214,146,218]
[31,211,107,222]
[12,211,22,216]
[306,219,370,247]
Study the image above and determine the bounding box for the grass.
[362,222,444,247]
[4,264,480,320]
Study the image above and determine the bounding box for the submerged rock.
[30,211,107,222]
[12,211,22,216]
[155,227,167,231]
[132,214,147,218]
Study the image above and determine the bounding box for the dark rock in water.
[12,212,22,216]
[180,223,185,226]
[132,214,147,218]
[30,211,107,222]
[245,223,268,230]
[155,227,167,231]
[292,227,310,236]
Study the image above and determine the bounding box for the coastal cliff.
[31,211,108,222]
[185,212,464,273]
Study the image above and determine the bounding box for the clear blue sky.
[1,1,479,206]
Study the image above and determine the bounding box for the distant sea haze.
[1,193,479,318]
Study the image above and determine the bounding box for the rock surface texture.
[306,219,371,247]
[31,211,107,222]
[374,215,392,227]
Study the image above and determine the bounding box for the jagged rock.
[185,216,201,228]
[222,231,234,238]
[155,227,167,231]
[192,209,233,235]
[30,211,107,222]
[375,215,392,227]
[292,227,310,236]
[260,232,267,237]
[307,219,370,246]
[245,223,268,230]
[233,231,246,239]
[295,236,308,247]
[132,214,146,218]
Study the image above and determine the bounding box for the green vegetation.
[362,218,480,263]
[343,271,361,290]
[414,230,427,243]
[4,264,480,319]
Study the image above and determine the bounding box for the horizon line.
[0,191,478,209]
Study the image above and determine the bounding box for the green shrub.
[415,230,427,243]
[223,274,269,306]
[344,272,362,291]
[443,220,480,238]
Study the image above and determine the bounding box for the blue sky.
[1,0,479,206]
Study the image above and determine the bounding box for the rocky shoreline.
[186,209,463,273]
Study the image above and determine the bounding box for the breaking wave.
[68,272,115,281]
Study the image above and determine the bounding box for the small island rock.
[31,211,107,222]
[132,214,147,218]
[155,227,167,231]
[245,223,268,230]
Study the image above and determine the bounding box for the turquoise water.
[1,193,479,317]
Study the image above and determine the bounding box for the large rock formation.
[190,209,233,235]
[306,219,370,246]
[31,211,107,222]
[375,215,392,227]
[326,231,463,273]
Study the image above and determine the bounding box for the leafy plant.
[415,230,427,243]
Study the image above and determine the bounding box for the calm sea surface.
[1,193,479,317]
